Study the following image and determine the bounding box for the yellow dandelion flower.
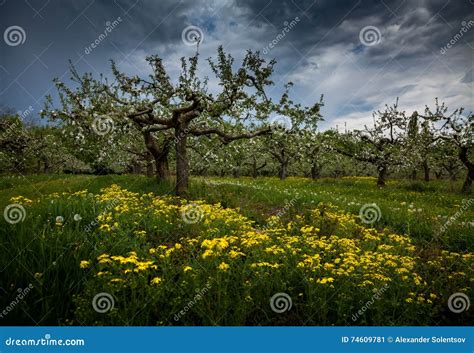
[218,262,230,271]
[80,260,90,269]
[151,277,163,285]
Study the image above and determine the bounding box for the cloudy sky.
[0,0,473,130]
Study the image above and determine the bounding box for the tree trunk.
[175,126,189,196]
[411,169,417,180]
[43,158,50,174]
[252,160,257,178]
[143,131,170,183]
[377,165,387,187]
[461,167,473,194]
[279,161,288,180]
[459,146,473,194]
[133,162,142,174]
[251,157,265,178]
[423,160,430,182]
[449,170,457,181]
[145,153,153,177]
[233,165,241,178]
[311,161,320,179]
[155,155,169,182]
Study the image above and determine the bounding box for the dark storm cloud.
[1,0,472,128]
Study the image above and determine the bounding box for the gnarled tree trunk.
[423,159,430,182]
[143,131,170,183]
[145,153,153,177]
[311,161,320,179]
[175,125,189,196]
[251,156,266,178]
[377,165,387,187]
[233,164,242,178]
[461,169,473,194]
[279,160,288,180]
[459,146,473,194]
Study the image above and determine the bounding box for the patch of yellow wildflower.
[58,185,471,325]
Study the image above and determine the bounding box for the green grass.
[190,176,473,251]
[0,174,472,325]
[1,174,472,251]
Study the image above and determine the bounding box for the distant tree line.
[1,48,472,194]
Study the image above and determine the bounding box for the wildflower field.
[0,175,472,325]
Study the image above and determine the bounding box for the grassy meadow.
[0,174,472,325]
